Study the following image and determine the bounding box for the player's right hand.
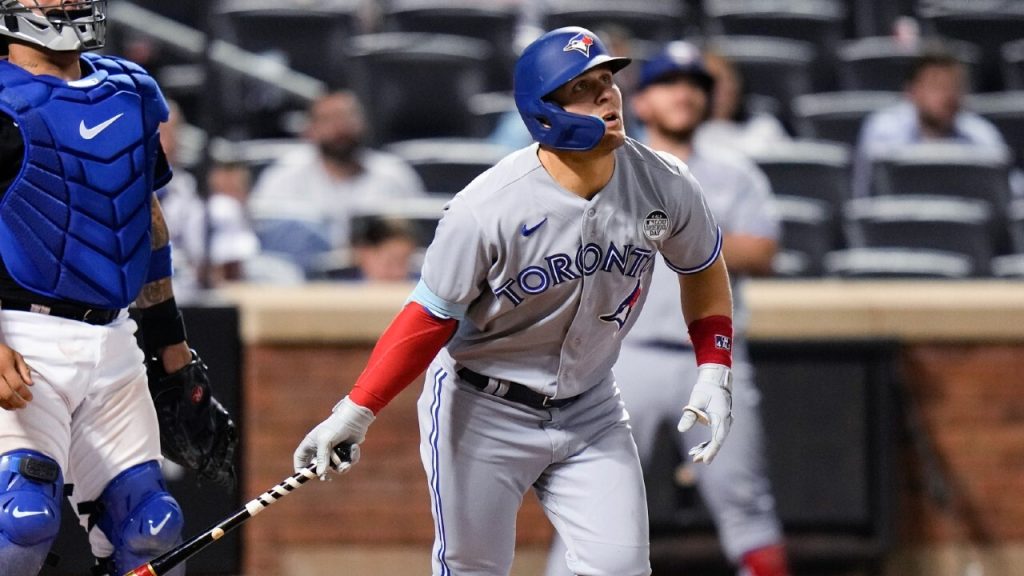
[0,343,33,411]
[293,395,375,478]
[678,363,733,464]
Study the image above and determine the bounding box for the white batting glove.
[677,363,733,464]
[293,396,375,478]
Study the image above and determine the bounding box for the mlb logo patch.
[563,32,594,57]
[715,334,732,351]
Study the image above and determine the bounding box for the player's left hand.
[148,349,239,488]
[678,363,733,464]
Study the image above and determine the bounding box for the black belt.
[457,368,576,410]
[0,298,119,326]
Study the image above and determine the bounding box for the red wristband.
[687,314,733,367]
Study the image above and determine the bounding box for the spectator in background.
[323,216,419,282]
[694,49,790,156]
[248,90,425,277]
[546,41,789,576]
[205,162,260,285]
[158,102,261,296]
[156,99,207,300]
[853,50,1007,198]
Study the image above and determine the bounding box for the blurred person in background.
[248,91,425,275]
[156,100,206,300]
[853,50,1007,198]
[158,103,260,295]
[545,41,789,576]
[321,216,419,282]
[204,162,260,286]
[694,49,790,156]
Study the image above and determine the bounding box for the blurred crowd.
[112,0,1024,302]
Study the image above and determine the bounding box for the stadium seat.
[209,138,309,183]
[349,197,450,249]
[345,33,492,145]
[792,91,902,146]
[381,0,520,91]
[208,0,361,137]
[918,2,1024,91]
[210,0,360,82]
[836,36,981,92]
[824,248,973,278]
[748,140,852,217]
[842,195,994,275]
[773,196,835,277]
[1008,199,1024,253]
[386,138,512,196]
[1002,39,1024,90]
[704,0,847,91]
[868,143,1013,210]
[704,36,816,131]
[542,0,688,42]
[966,91,1024,168]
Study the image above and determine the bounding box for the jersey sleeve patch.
[663,226,722,275]
[408,278,468,321]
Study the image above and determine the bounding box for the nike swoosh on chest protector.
[79,112,125,140]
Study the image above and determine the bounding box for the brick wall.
[242,345,553,575]
[241,343,1024,575]
[898,345,1024,545]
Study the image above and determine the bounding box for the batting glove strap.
[678,363,734,464]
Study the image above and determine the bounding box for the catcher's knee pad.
[95,460,184,575]
[0,450,64,576]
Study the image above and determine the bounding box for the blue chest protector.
[0,53,169,308]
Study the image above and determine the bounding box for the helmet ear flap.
[536,99,606,151]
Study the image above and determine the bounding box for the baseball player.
[0,2,237,575]
[547,41,789,576]
[294,27,735,576]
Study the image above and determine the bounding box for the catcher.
[0,2,236,575]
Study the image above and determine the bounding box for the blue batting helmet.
[514,27,631,151]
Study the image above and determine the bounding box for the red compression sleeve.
[348,303,458,414]
[687,314,733,367]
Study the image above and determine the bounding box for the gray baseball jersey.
[547,143,782,576]
[412,138,721,398]
[409,138,721,576]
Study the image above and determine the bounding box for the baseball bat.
[123,444,353,576]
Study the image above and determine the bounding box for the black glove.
[147,350,239,488]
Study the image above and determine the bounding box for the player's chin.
[597,129,627,152]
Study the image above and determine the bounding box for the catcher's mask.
[0,0,106,52]
[513,26,631,152]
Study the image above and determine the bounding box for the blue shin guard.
[0,450,63,576]
[94,461,184,576]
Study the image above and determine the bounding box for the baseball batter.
[547,42,789,576]
[0,2,236,575]
[295,27,736,576]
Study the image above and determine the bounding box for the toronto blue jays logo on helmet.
[600,279,643,331]
[563,32,595,58]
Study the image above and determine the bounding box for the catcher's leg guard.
[94,461,184,576]
[0,450,64,576]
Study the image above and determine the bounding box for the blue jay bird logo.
[600,279,643,330]
[563,32,594,57]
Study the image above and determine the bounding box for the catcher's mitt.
[148,350,238,488]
